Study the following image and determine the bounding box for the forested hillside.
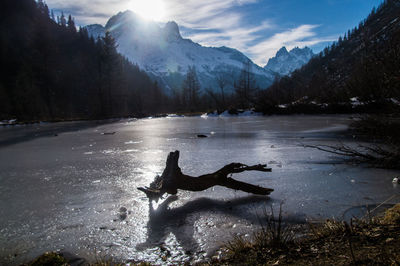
[257,0,400,114]
[0,0,166,121]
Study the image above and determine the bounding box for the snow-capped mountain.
[264,46,314,76]
[86,11,276,93]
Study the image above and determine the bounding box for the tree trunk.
[138,151,273,201]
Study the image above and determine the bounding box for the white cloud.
[186,22,272,51]
[46,0,131,24]
[45,0,336,66]
[164,0,257,26]
[162,1,334,66]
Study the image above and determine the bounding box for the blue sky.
[45,0,383,66]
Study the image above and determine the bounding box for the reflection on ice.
[143,150,163,154]
[124,140,143,145]
[102,149,116,154]
[122,149,139,153]
[136,195,270,262]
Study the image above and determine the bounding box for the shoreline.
[3,96,399,126]
[0,110,358,127]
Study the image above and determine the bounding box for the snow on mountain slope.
[86,11,276,93]
[264,46,314,76]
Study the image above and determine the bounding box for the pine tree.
[37,0,46,14]
[59,12,66,27]
[67,15,76,32]
[99,31,118,115]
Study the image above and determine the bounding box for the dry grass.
[212,204,400,265]
[254,204,295,249]
[25,252,68,266]
[221,204,297,265]
[382,203,400,224]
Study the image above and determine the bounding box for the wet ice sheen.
[0,115,399,265]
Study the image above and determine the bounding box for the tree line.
[171,60,260,113]
[0,0,167,121]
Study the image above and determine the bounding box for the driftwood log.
[138,150,273,201]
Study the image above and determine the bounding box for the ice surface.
[0,115,399,264]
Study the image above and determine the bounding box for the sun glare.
[129,0,166,21]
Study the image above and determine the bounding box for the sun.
[129,0,166,21]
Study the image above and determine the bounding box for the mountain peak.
[290,46,313,57]
[164,21,182,41]
[106,10,136,27]
[265,46,314,76]
[277,46,289,56]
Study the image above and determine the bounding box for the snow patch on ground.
[167,114,185,118]
[350,97,364,106]
[0,119,17,125]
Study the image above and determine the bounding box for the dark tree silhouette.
[235,60,258,109]
[0,0,167,121]
[182,66,201,111]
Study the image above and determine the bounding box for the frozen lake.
[0,115,399,264]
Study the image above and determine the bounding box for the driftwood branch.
[138,150,273,201]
